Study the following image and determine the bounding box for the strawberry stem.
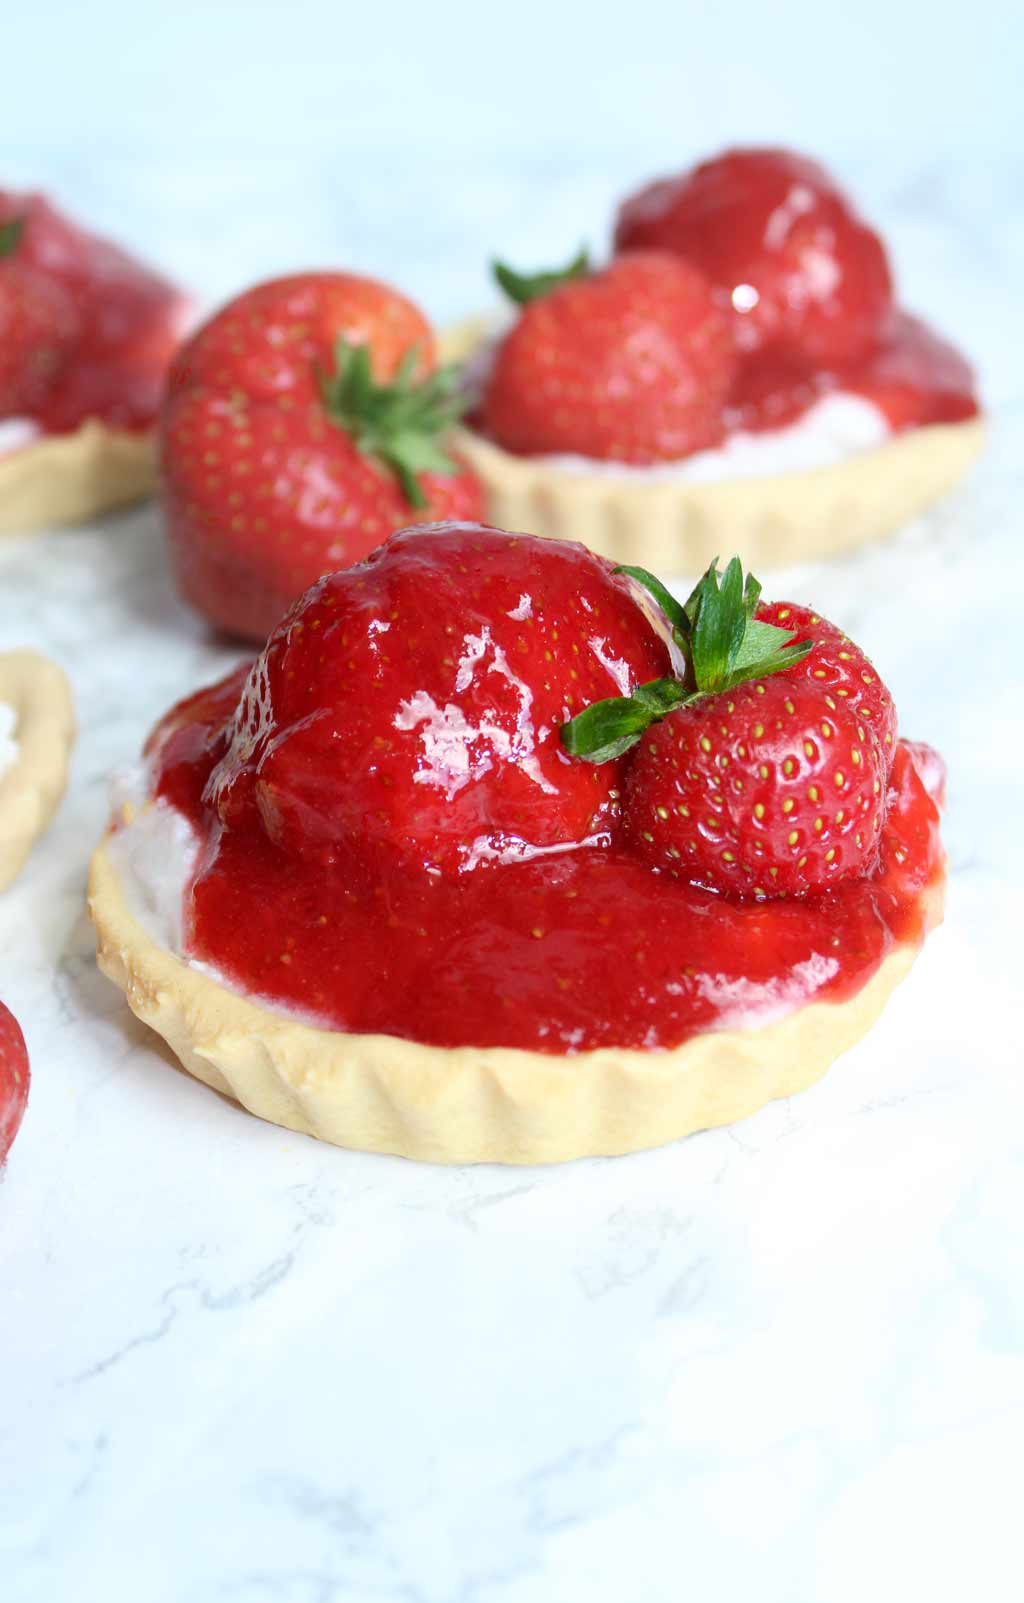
[319,339,468,510]
[561,558,813,762]
[492,247,590,306]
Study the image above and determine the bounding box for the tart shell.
[440,322,985,570]
[88,832,945,1166]
[0,422,157,536]
[0,651,76,890]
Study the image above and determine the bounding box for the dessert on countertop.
[90,522,946,1164]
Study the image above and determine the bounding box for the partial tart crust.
[0,651,76,889]
[440,321,986,570]
[88,831,945,1166]
[0,422,157,536]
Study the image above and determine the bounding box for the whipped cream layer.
[106,772,199,952]
[533,394,890,483]
[0,702,19,779]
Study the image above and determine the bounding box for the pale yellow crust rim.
[0,651,76,890]
[439,320,986,570]
[0,421,157,536]
[88,834,945,1166]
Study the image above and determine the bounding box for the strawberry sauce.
[144,676,944,1056]
[727,311,979,435]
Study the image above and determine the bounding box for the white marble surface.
[2,156,1024,1601]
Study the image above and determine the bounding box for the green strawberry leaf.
[0,216,24,258]
[559,556,814,762]
[614,565,692,648]
[320,339,468,510]
[560,677,688,764]
[492,247,590,307]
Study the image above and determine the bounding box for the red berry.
[481,252,737,463]
[623,678,888,896]
[161,274,485,641]
[620,598,897,897]
[209,522,671,876]
[615,148,893,368]
[755,600,897,756]
[0,1002,29,1165]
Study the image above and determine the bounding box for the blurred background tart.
[448,148,985,569]
[0,191,191,534]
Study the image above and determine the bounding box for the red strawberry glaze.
[727,312,980,435]
[601,148,981,446]
[0,191,188,436]
[141,686,944,1057]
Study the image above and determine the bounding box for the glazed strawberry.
[0,189,188,432]
[0,1001,29,1165]
[0,218,79,415]
[161,273,485,640]
[480,250,737,463]
[204,522,671,876]
[844,311,980,430]
[615,148,893,369]
[562,558,895,897]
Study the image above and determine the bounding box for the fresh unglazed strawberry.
[480,250,737,462]
[0,190,188,432]
[207,521,671,876]
[161,273,485,641]
[0,217,80,415]
[755,598,897,757]
[0,1001,29,1165]
[615,148,893,368]
[561,557,897,897]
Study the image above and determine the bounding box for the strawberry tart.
[89,522,945,1164]
[449,148,984,570]
[0,191,190,534]
[160,272,484,640]
[0,650,75,890]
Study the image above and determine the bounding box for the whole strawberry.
[0,1001,29,1165]
[615,148,893,368]
[480,249,736,463]
[561,558,897,897]
[0,216,79,415]
[207,522,671,877]
[161,273,485,640]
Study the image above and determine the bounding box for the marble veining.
[1,157,1023,1603]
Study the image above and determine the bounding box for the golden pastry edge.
[88,833,946,1166]
[0,422,157,536]
[0,651,76,889]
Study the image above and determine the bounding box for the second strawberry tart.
[89,522,946,1164]
[449,148,984,569]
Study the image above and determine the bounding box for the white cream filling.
[531,393,890,483]
[105,770,200,953]
[0,419,43,457]
[0,701,19,779]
